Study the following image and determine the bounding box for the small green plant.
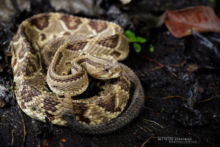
[209,0,215,3]
[9,86,13,91]
[149,44,155,53]
[161,106,165,112]
[125,30,147,53]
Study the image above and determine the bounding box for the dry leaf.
[165,6,220,38]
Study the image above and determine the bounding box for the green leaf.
[149,44,155,53]
[125,30,136,38]
[128,37,137,42]
[209,0,215,3]
[133,43,142,53]
[125,30,137,43]
[136,36,147,43]
[161,106,165,112]
[9,86,13,91]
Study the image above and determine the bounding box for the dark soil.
[0,0,220,146]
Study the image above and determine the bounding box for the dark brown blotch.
[23,58,38,76]
[89,20,107,33]
[20,84,41,102]
[98,94,121,112]
[73,103,90,124]
[61,15,82,30]
[43,96,58,112]
[29,14,50,30]
[97,35,119,48]
[63,32,71,36]
[66,41,87,51]
[118,77,130,92]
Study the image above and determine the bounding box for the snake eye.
[58,95,64,98]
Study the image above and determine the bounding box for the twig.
[143,125,153,132]
[138,54,164,67]
[150,66,163,71]
[141,136,152,147]
[143,119,164,129]
[137,54,178,78]
[11,129,14,146]
[148,124,157,131]
[137,125,151,133]
[163,95,187,101]
[198,94,220,103]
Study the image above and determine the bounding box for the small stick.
[143,119,164,129]
[11,129,14,146]
[163,95,187,101]
[137,125,152,133]
[198,94,220,103]
[141,136,153,147]
[138,55,164,67]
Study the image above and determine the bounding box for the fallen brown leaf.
[165,6,220,38]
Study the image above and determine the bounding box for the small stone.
[120,0,132,4]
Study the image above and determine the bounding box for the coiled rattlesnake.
[11,12,144,134]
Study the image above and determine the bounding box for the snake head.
[78,54,122,80]
[100,61,122,79]
[89,58,122,80]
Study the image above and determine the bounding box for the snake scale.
[11,12,144,134]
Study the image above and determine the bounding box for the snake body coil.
[11,13,144,134]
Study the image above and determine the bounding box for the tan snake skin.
[11,12,144,133]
